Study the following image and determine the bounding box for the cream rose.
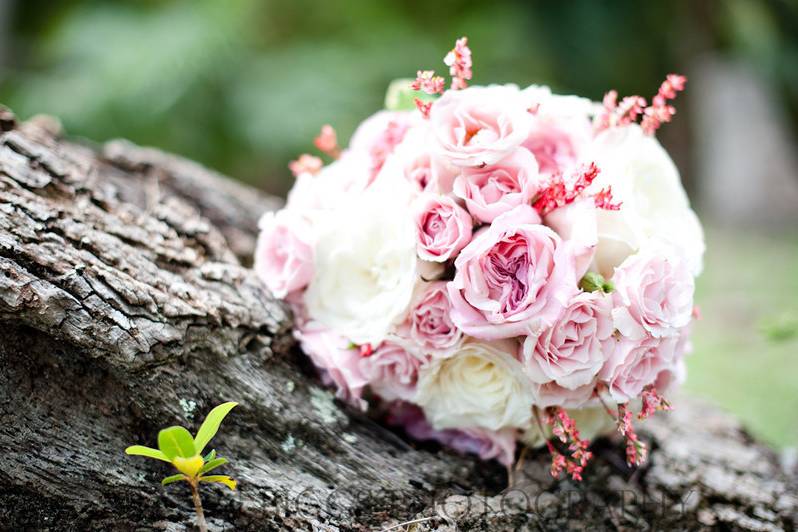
[586,125,705,278]
[415,340,534,431]
[304,186,418,345]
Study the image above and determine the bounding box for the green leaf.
[194,402,238,455]
[579,272,614,294]
[125,445,170,463]
[199,457,228,475]
[204,449,216,462]
[384,78,437,111]
[161,474,188,486]
[199,475,237,490]
[760,311,798,342]
[158,426,196,460]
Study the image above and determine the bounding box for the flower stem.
[531,406,548,440]
[595,387,619,419]
[189,480,207,532]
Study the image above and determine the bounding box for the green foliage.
[161,474,187,486]
[686,229,798,448]
[9,0,795,194]
[125,402,238,529]
[384,79,437,112]
[158,426,196,460]
[199,475,237,491]
[125,445,170,463]
[579,272,614,294]
[200,458,229,475]
[194,402,238,455]
[759,311,798,342]
[125,402,239,490]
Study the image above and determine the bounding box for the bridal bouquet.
[255,37,704,480]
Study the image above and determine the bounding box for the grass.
[685,226,798,448]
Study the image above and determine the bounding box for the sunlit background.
[1,0,796,447]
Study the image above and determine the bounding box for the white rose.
[286,150,372,219]
[520,85,598,119]
[586,125,705,278]
[415,340,534,431]
[303,184,418,345]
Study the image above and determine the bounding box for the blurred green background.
[0,0,796,447]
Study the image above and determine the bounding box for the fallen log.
[0,107,795,531]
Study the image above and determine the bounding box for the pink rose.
[651,323,692,394]
[394,281,464,357]
[349,110,415,183]
[359,342,422,402]
[349,110,415,153]
[401,151,437,193]
[520,86,593,175]
[382,126,459,194]
[445,426,517,467]
[295,321,368,409]
[430,85,531,167]
[522,115,591,176]
[448,205,578,339]
[533,380,597,409]
[523,123,579,175]
[414,194,473,262]
[523,291,613,390]
[254,210,314,299]
[408,155,458,195]
[611,245,695,341]
[385,402,517,466]
[599,334,678,403]
[651,359,686,396]
[452,147,541,223]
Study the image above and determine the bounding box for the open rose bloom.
[255,38,703,479]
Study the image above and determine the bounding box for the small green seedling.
[126,402,238,532]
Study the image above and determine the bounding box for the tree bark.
[0,107,795,531]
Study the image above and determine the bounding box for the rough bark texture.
[0,107,795,531]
